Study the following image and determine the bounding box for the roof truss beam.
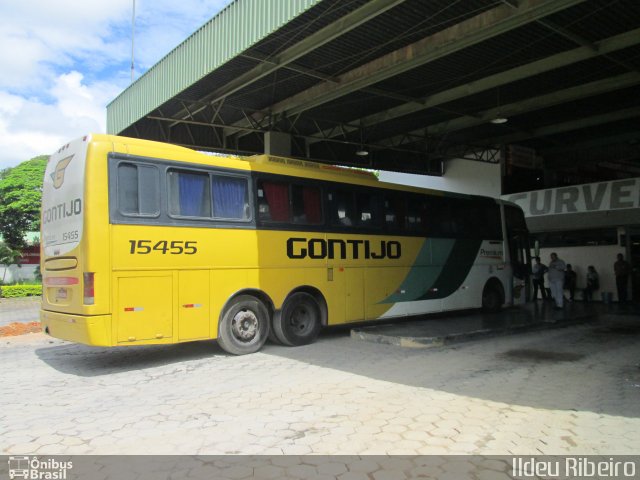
[541,131,640,157]
[225,0,587,136]
[434,108,640,162]
[147,115,426,156]
[481,106,640,146]
[378,72,640,147]
[305,27,640,145]
[169,0,407,126]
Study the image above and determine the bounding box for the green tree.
[0,156,48,249]
[0,244,22,285]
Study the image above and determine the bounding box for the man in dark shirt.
[614,253,631,303]
[564,264,577,302]
[531,256,548,300]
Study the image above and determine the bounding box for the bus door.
[504,205,531,304]
[345,266,365,321]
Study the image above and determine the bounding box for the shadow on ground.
[35,301,640,418]
[35,339,226,377]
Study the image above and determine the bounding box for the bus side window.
[406,195,428,234]
[486,204,502,239]
[328,190,355,227]
[448,199,468,238]
[416,196,451,237]
[211,175,250,220]
[418,199,431,235]
[168,170,211,218]
[383,194,404,233]
[405,205,418,232]
[257,188,269,220]
[117,162,160,217]
[291,185,323,225]
[258,181,290,222]
[464,202,501,239]
[356,191,382,228]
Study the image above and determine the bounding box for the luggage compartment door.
[178,270,210,340]
[117,275,173,343]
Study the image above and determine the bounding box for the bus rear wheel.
[217,295,269,355]
[273,292,321,346]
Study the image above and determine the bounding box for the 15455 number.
[128,240,197,255]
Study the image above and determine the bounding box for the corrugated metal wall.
[107,0,321,134]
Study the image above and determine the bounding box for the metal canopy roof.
[107,0,640,189]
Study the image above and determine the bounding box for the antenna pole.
[131,0,136,83]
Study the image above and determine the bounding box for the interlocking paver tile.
[338,472,370,480]
[2,312,639,458]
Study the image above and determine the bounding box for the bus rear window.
[117,162,160,216]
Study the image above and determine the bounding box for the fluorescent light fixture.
[491,117,508,124]
[355,149,369,156]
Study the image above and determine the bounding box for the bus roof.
[247,154,378,180]
[86,134,498,202]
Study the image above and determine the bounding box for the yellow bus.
[41,134,530,355]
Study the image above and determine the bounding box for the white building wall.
[379,158,501,197]
[0,264,38,284]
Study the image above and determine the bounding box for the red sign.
[20,246,40,265]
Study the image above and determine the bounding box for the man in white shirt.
[548,252,567,309]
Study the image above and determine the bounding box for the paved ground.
[0,295,40,326]
[1,299,639,457]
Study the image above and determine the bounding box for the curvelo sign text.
[504,178,639,217]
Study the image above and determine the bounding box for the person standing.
[564,264,577,302]
[614,253,631,303]
[584,265,599,302]
[548,252,566,309]
[532,256,548,300]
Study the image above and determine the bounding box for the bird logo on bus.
[51,155,73,189]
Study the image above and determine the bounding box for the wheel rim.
[231,308,258,342]
[288,303,314,337]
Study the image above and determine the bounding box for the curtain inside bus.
[302,187,322,224]
[212,176,247,219]
[175,172,211,217]
[263,182,290,221]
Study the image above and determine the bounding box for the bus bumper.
[40,310,113,346]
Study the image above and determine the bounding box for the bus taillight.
[83,272,95,305]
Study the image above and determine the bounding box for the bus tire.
[482,281,503,313]
[268,322,284,345]
[217,295,270,355]
[273,292,321,346]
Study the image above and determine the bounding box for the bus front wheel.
[217,295,270,355]
[482,282,503,313]
[273,292,321,346]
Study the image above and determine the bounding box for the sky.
[0,0,231,171]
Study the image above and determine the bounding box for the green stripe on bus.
[416,238,482,300]
[381,237,482,303]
